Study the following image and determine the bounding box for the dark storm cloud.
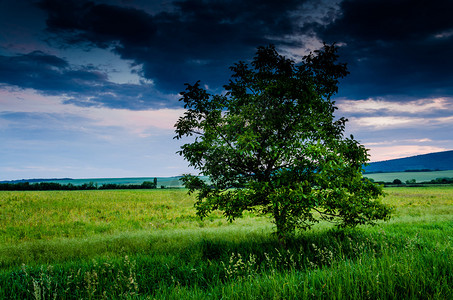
[7,0,451,108]
[38,0,157,47]
[36,0,309,93]
[0,51,175,109]
[316,0,453,100]
[0,51,101,92]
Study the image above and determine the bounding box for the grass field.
[0,187,452,299]
[364,170,453,183]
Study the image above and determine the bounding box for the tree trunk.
[273,208,292,247]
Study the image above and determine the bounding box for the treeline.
[426,177,453,184]
[0,180,158,191]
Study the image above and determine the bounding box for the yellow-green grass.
[1,187,451,245]
[0,187,452,299]
[0,189,271,268]
[0,189,237,243]
[383,186,453,222]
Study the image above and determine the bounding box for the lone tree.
[174,44,391,239]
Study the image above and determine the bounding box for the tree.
[174,44,391,240]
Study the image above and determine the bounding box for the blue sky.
[1,0,453,180]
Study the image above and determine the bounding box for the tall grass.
[0,189,251,244]
[0,187,452,299]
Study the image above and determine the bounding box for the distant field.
[364,169,453,183]
[0,187,451,299]
[6,171,453,187]
[32,176,190,187]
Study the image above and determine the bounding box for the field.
[364,170,453,183]
[7,170,453,188]
[2,177,191,188]
[0,187,452,299]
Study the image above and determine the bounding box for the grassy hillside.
[364,169,453,183]
[364,150,453,173]
[0,188,451,299]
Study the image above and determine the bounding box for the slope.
[364,150,453,173]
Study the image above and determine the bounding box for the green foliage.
[429,177,453,184]
[175,44,391,238]
[406,178,416,184]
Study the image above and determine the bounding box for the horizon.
[2,0,453,180]
[3,149,453,182]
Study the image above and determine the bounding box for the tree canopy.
[174,44,391,239]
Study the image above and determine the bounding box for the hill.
[364,150,453,173]
[0,178,72,184]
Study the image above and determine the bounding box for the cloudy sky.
[1,0,453,180]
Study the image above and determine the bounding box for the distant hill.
[364,150,453,173]
[0,178,73,184]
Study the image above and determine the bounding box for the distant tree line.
[426,177,453,184]
[0,179,158,191]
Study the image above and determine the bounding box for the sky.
[1,0,453,180]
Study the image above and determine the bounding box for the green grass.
[0,187,452,299]
[0,189,234,243]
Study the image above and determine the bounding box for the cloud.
[0,51,179,109]
[0,88,194,179]
[4,0,453,110]
[367,145,448,162]
[352,116,424,129]
[349,114,453,130]
[335,96,453,162]
[435,29,453,39]
[315,0,453,100]
[366,139,433,146]
[12,0,452,110]
[38,0,157,47]
[361,138,450,162]
[338,97,453,115]
[36,0,330,93]
[337,97,453,131]
[0,88,184,136]
[3,0,344,109]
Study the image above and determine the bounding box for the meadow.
[0,187,452,299]
[364,170,453,183]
